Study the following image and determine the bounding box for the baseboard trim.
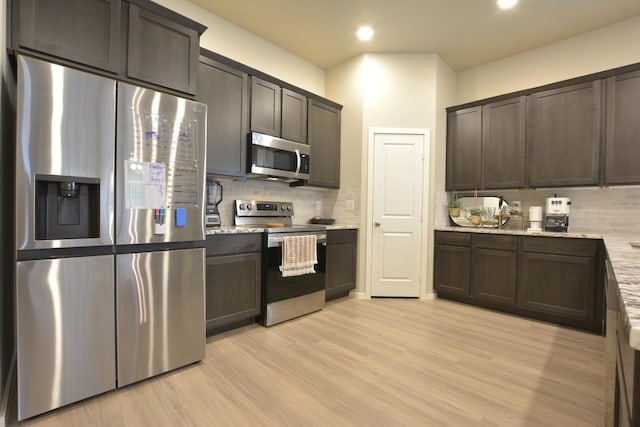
[420,292,437,301]
[0,353,16,427]
[349,291,370,300]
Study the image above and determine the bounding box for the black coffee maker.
[205,175,223,227]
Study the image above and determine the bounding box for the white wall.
[325,56,365,226]
[155,0,326,95]
[456,15,640,104]
[326,53,456,297]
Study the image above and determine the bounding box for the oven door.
[264,235,326,304]
[248,132,310,182]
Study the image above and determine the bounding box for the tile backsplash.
[210,178,360,226]
[441,186,640,233]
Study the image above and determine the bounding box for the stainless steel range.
[234,200,327,326]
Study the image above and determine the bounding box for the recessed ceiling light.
[357,26,374,41]
[497,0,518,9]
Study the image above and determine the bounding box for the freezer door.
[16,55,116,250]
[116,248,205,387]
[116,83,207,245]
[16,255,115,420]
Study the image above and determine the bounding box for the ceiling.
[188,0,640,71]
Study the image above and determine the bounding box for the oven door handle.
[267,233,327,248]
[295,149,301,174]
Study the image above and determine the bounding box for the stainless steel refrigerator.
[15,55,206,420]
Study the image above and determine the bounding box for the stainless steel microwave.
[247,131,310,183]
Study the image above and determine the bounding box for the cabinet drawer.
[206,233,262,256]
[327,229,357,244]
[520,236,597,257]
[472,234,517,251]
[435,231,471,247]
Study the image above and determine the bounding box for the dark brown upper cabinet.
[446,106,482,191]
[605,70,640,185]
[13,0,121,73]
[250,77,282,137]
[126,4,199,95]
[527,81,602,188]
[307,99,341,188]
[446,98,525,191]
[482,97,526,189]
[281,88,308,143]
[250,78,308,144]
[197,56,249,178]
[10,0,206,96]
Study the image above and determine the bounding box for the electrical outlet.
[346,199,355,211]
[316,200,322,210]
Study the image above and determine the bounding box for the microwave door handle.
[295,149,301,173]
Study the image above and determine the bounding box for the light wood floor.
[10,298,605,426]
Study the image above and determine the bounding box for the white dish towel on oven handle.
[279,234,317,277]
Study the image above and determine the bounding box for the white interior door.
[370,130,425,297]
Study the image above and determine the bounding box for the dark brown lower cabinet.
[472,247,517,306]
[434,230,471,297]
[434,244,471,297]
[326,229,357,300]
[205,233,262,335]
[434,231,604,333]
[518,252,595,318]
[518,236,603,332]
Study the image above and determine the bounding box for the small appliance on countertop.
[310,217,335,225]
[527,206,543,232]
[545,195,571,232]
[205,175,223,227]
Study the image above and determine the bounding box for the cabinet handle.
[295,149,301,173]
[374,222,381,227]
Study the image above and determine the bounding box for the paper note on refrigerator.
[125,161,167,209]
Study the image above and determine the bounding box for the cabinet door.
[251,77,281,136]
[15,0,121,72]
[326,241,357,300]
[471,248,517,306]
[127,4,199,94]
[518,252,596,320]
[197,58,249,178]
[307,99,341,188]
[206,252,261,331]
[446,106,482,191]
[434,244,471,298]
[281,88,307,143]
[605,70,640,185]
[527,81,602,187]
[482,97,526,189]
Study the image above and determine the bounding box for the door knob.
[374,222,381,227]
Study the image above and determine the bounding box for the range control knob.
[238,203,245,210]
[286,206,292,211]
[280,205,285,211]
[247,204,253,210]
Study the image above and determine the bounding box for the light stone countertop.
[205,224,359,235]
[435,226,640,350]
[324,224,360,231]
